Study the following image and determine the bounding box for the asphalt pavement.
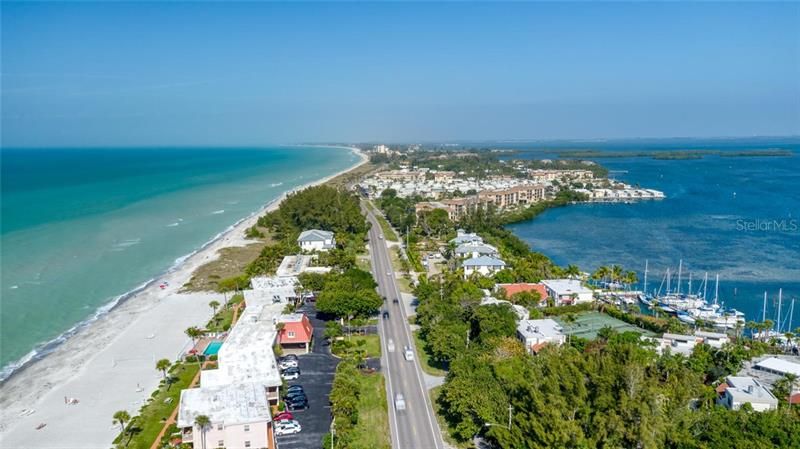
[366,209,444,449]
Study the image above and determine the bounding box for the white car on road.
[387,339,396,352]
[275,420,302,435]
[404,346,415,361]
[394,393,406,411]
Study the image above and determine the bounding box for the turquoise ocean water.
[502,138,800,329]
[0,146,358,380]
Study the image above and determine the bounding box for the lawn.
[349,372,391,449]
[113,362,200,449]
[205,293,244,333]
[430,386,476,449]
[332,334,382,359]
[412,330,448,377]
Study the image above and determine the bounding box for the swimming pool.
[204,341,223,356]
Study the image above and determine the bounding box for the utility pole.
[466,328,470,348]
[507,405,513,430]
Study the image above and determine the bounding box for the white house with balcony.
[541,279,593,305]
[716,376,778,412]
[516,319,566,354]
[450,229,483,246]
[297,229,335,252]
[463,255,506,279]
[178,382,274,449]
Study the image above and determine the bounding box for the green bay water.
[0,146,358,379]
[503,138,800,327]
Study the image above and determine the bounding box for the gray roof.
[725,376,778,405]
[463,256,506,267]
[297,229,334,242]
[455,243,498,255]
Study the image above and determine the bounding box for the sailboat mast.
[643,260,648,296]
[776,288,783,333]
[666,268,671,295]
[703,273,708,301]
[677,260,683,296]
[762,291,768,323]
[714,274,719,306]
[688,272,693,296]
[788,299,795,335]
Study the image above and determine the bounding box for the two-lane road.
[366,209,443,449]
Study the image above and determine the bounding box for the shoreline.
[0,146,366,448]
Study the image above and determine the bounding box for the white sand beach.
[0,148,367,449]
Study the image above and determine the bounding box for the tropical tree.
[156,358,171,380]
[195,414,211,449]
[208,300,220,316]
[112,410,130,434]
[185,326,203,345]
[564,264,580,278]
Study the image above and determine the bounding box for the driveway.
[275,302,337,449]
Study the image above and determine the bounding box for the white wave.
[112,238,141,250]
[167,222,180,227]
[9,285,19,290]
[270,182,283,187]
[211,209,225,215]
[0,277,157,383]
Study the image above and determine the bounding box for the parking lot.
[275,302,338,449]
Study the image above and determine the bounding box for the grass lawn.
[430,386,476,449]
[412,330,448,377]
[205,293,244,333]
[332,334,382,359]
[349,372,391,449]
[113,362,200,449]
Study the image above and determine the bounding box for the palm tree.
[185,326,203,346]
[209,300,220,316]
[112,410,130,434]
[195,414,211,449]
[155,358,171,380]
[610,265,623,284]
[565,264,580,279]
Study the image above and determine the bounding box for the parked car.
[394,393,406,411]
[284,391,307,402]
[280,354,298,361]
[285,398,309,410]
[279,359,298,370]
[273,411,294,422]
[281,368,300,380]
[404,346,414,361]
[275,420,302,435]
[286,385,304,393]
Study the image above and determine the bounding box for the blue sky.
[2,2,798,146]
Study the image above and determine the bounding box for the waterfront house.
[660,333,699,355]
[754,357,800,377]
[178,382,275,449]
[516,319,566,354]
[695,331,730,349]
[496,283,549,305]
[463,255,506,279]
[297,229,335,252]
[277,313,313,354]
[454,242,498,259]
[716,376,778,412]
[540,279,593,305]
[450,229,483,246]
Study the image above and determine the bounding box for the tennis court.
[554,311,656,340]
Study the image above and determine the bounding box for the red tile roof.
[715,383,729,394]
[789,393,800,405]
[498,283,548,302]
[278,315,313,344]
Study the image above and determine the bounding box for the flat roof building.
[516,319,566,354]
[716,376,778,412]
